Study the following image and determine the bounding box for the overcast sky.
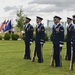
[0,0,75,26]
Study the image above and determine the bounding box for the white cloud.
[29,0,75,4]
[0,0,75,26]
[4,6,18,12]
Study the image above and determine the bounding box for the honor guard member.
[65,17,73,60]
[71,15,75,62]
[35,16,45,63]
[24,17,33,60]
[51,16,64,67]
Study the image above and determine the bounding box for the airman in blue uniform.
[24,17,33,60]
[51,16,64,67]
[34,16,45,63]
[65,17,73,60]
[71,15,75,62]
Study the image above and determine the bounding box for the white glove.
[59,44,63,47]
[40,42,43,44]
[30,42,32,44]
[71,42,73,44]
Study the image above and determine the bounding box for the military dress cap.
[37,16,43,20]
[54,16,62,20]
[67,17,72,20]
[26,17,31,21]
[72,15,75,20]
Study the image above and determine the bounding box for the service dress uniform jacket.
[66,24,74,60]
[52,23,64,67]
[24,23,33,59]
[35,23,45,63]
[71,25,75,61]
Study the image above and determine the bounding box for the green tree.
[16,7,26,31]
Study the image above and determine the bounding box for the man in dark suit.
[51,16,64,67]
[24,17,33,60]
[65,17,73,60]
[32,16,45,63]
[71,15,75,62]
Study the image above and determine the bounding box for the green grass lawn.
[0,41,75,75]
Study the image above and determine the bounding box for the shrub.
[64,34,67,42]
[33,33,48,41]
[33,34,35,41]
[22,33,25,40]
[22,33,48,41]
[4,33,11,40]
[0,36,2,40]
[44,33,48,41]
[50,34,52,41]
[11,34,19,40]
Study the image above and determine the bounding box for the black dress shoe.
[24,57,27,59]
[32,57,35,62]
[27,58,31,60]
[55,65,62,67]
[24,55,27,59]
[38,60,43,63]
[59,65,62,67]
[38,61,43,63]
[65,55,68,60]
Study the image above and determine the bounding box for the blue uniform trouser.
[72,42,75,61]
[54,44,61,67]
[35,43,43,63]
[66,42,71,60]
[24,42,31,59]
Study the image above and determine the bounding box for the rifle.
[69,44,73,71]
[59,47,62,67]
[40,44,43,62]
[64,47,68,60]
[32,43,43,62]
[31,45,36,62]
[50,46,54,66]
[65,54,68,60]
